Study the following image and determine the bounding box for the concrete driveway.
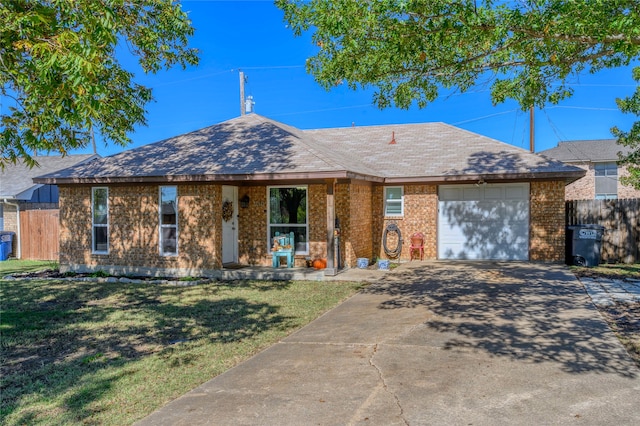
[137,262,640,425]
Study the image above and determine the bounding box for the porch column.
[325,179,337,276]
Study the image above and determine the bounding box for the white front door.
[438,183,529,260]
[222,186,238,264]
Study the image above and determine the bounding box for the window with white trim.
[268,186,308,254]
[384,186,404,216]
[160,186,178,256]
[595,162,618,199]
[92,187,109,254]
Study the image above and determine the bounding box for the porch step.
[220,266,325,281]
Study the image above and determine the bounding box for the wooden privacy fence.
[20,209,59,260]
[566,199,640,264]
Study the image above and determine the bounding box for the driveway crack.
[369,343,409,425]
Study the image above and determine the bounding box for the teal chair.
[271,232,295,268]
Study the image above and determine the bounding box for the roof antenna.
[389,131,397,145]
[245,95,255,114]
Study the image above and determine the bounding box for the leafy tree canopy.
[278,0,640,188]
[612,68,640,187]
[1,0,199,168]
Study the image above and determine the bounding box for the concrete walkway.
[580,276,640,307]
[136,262,640,425]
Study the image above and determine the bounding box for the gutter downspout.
[3,199,21,259]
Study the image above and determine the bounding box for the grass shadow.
[0,278,305,425]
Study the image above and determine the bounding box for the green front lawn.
[0,277,363,425]
[0,259,58,276]
[571,263,640,280]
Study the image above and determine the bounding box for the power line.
[152,65,305,88]
[510,109,523,149]
[234,65,304,70]
[153,69,234,87]
[546,105,619,111]
[271,104,375,117]
[556,83,637,88]
[542,108,568,142]
[452,109,518,125]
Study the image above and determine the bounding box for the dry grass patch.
[598,303,640,367]
[573,264,640,368]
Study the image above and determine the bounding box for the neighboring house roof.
[34,114,584,185]
[539,139,632,162]
[1,154,98,200]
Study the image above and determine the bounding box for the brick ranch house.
[539,139,640,200]
[34,114,585,277]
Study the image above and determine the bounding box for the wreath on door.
[222,201,233,222]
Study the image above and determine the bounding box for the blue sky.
[86,1,638,157]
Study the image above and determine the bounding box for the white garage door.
[438,183,529,260]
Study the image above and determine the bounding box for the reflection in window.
[384,186,404,216]
[595,162,618,199]
[268,187,308,253]
[160,186,178,255]
[92,187,108,253]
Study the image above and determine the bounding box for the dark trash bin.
[566,225,605,267]
[0,231,15,261]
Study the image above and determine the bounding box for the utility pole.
[529,106,535,153]
[239,70,245,116]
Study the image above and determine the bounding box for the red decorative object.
[389,131,397,144]
[409,232,425,261]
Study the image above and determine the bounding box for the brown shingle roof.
[1,154,98,199]
[305,122,580,181]
[539,139,632,162]
[35,115,369,183]
[34,114,584,184]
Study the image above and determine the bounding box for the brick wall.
[372,184,438,262]
[177,184,221,269]
[565,163,593,200]
[340,181,372,268]
[372,186,384,260]
[333,183,348,267]
[565,163,640,200]
[238,186,268,265]
[2,203,18,233]
[619,166,640,198]
[59,184,222,275]
[59,186,90,265]
[1,202,18,256]
[530,181,566,262]
[60,183,335,273]
[58,179,569,275]
[309,183,328,263]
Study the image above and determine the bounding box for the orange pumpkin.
[313,259,327,270]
